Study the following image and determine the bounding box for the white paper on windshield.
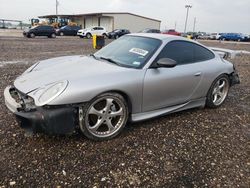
[133,61,141,65]
[129,48,149,56]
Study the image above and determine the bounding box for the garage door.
[85,17,98,28]
[100,17,112,32]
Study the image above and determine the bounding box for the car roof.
[128,33,186,41]
[127,33,215,54]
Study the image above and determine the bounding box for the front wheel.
[206,75,230,108]
[86,33,92,39]
[103,33,108,39]
[79,93,129,141]
[30,33,35,38]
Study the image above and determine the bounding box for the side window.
[45,26,52,30]
[194,44,214,62]
[156,41,214,65]
[156,41,194,65]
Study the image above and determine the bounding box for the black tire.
[79,92,129,141]
[60,32,64,36]
[86,33,92,39]
[103,33,108,39]
[206,74,230,108]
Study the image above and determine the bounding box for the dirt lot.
[0,35,249,187]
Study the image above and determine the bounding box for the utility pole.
[56,0,59,16]
[193,17,196,33]
[184,4,192,33]
[174,21,177,30]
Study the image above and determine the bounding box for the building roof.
[39,12,161,22]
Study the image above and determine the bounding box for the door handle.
[194,72,201,76]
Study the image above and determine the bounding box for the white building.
[39,12,161,32]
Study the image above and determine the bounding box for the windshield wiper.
[100,56,121,66]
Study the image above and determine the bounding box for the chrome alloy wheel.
[212,77,229,106]
[79,96,127,138]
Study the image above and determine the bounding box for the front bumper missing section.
[4,86,76,135]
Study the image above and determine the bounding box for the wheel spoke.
[219,81,225,89]
[109,108,123,117]
[212,88,217,95]
[217,91,223,98]
[106,119,115,132]
[213,94,218,103]
[89,106,103,116]
[105,98,114,110]
[89,118,104,131]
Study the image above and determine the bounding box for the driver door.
[143,41,210,112]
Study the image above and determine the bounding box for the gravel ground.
[0,36,249,187]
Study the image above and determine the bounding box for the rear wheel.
[51,33,56,38]
[79,93,129,141]
[60,32,64,36]
[206,75,230,108]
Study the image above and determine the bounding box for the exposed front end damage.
[4,86,77,135]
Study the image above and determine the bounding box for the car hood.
[78,29,88,32]
[14,55,131,94]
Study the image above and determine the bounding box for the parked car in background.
[139,28,161,33]
[197,32,210,40]
[4,33,240,140]
[23,25,56,38]
[181,32,199,39]
[77,26,108,39]
[219,33,249,41]
[56,25,81,36]
[209,33,221,40]
[162,29,181,36]
[108,29,130,39]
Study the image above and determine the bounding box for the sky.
[0,0,250,33]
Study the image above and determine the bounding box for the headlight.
[29,80,68,106]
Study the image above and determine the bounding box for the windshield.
[94,35,161,68]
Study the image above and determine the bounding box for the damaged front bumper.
[4,86,76,135]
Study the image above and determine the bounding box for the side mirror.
[155,58,177,68]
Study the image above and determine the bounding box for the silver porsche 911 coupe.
[4,33,239,140]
